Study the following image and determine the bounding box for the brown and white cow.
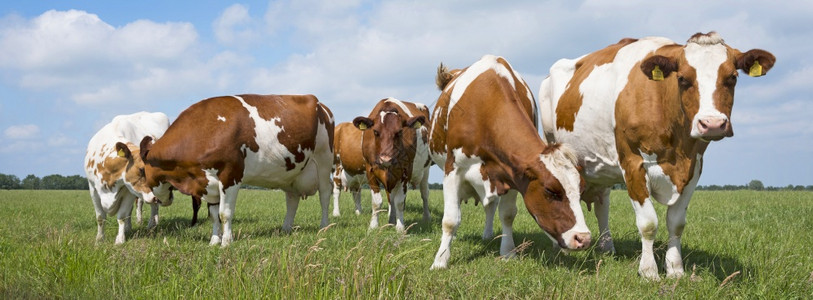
[352,98,432,231]
[538,32,775,279]
[331,122,366,217]
[84,112,174,244]
[140,94,334,246]
[429,55,591,269]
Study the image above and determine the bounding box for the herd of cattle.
[84,32,774,280]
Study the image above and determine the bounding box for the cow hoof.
[332,211,340,217]
[639,268,661,281]
[209,235,221,246]
[430,262,447,270]
[115,236,125,245]
[354,210,361,216]
[666,270,685,279]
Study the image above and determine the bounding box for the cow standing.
[331,122,367,217]
[538,32,775,279]
[352,98,432,231]
[429,55,591,269]
[140,94,334,247]
[85,112,174,244]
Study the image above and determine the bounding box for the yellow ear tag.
[358,123,367,130]
[749,60,763,77]
[652,65,664,81]
[412,121,422,129]
[117,148,126,157]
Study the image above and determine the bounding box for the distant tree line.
[610,179,813,191]
[1,173,811,192]
[0,173,88,190]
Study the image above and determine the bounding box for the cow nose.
[697,117,730,139]
[379,155,393,167]
[572,232,592,249]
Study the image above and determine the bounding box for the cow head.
[114,141,173,206]
[137,136,175,205]
[523,144,591,250]
[640,31,775,141]
[353,107,425,168]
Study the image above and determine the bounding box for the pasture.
[0,189,811,298]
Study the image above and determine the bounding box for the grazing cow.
[538,32,775,279]
[331,122,366,217]
[352,98,432,231]
[140,94,334,246]
[429,55,591,269]
[84,112,173,244]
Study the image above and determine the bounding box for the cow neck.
[477,110,547,196]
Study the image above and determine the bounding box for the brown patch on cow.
[334,122,367,177]
[242,94,321,170]
[556,40,632,132]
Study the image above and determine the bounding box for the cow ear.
[640,55,678,81]
[139,136,154,161]
[736,49,776,77]
[115,142,132,159]
[405,116,426,129]
[353,117,373,131]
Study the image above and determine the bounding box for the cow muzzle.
[696,117,733,141]
[560,230,592,250]
[377,155,395,167]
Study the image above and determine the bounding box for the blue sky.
[0,0,810,187]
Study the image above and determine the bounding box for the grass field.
[0,189,811,299]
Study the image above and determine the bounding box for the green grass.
[0,189,811,298]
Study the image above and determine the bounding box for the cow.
[429,55,591,270]
[84,111,174,244]
[139,94,335,247]
[538,32,775,280]
[331,122,366,217]
[351,98,432,231]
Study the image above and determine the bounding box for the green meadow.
[1,189,811,299]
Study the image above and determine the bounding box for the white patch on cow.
[447,55,515,127]
[539,145,590,239]
[638,151,681,206]
[685,41,729,138]
[231,95,311,188]
[217,115,226,122]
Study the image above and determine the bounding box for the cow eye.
[678,76,692,89]
[395,130,402,138]
[373,130,380,137]
[725,74,737,86]
[544,187,562,201]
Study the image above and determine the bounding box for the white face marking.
[379,111,397,123]
[384,97,415,117]
[217,115,226,122]
[685,42,729,137]
[538,146,589,235]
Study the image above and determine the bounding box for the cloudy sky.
[0,0,810,187]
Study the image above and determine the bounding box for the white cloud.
[213,4,259,46]
[4,124,39,139]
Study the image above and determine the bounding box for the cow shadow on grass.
[454,231,746,281]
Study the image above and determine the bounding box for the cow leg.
[115,194,137,245]
[431,173,462,270]
[594,187,615,253]
[387,192,397,225]
[665,193,690,278]
[90,189,106,243]
[352,189,362,215]
[482,200,497,240]
[282,192,300,233]
[191,196,202,226]
[135,197,144,226]
[498,190,518,258]
[209,203,222,245]
[631,198,660,280]
[419,170,431,223]
[218,184,240,247]
[148,202,159,229]
[390,183,407,232]
[332,179,342,217]
[369,188,384,230]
